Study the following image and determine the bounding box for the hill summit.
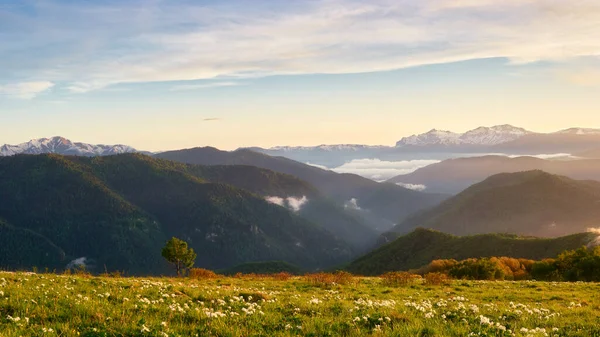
[391,170,600,237]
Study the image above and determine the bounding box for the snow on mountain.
[396,125,534,147]
[0,136,137,157]
[554,128,600,135]
[395,129,461,147]
[459,125,533,145]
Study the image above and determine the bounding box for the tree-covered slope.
[0,219,66,271]
[183,164,378,250]
[0,154,352,274]
[391,170,600,237]
[0,154,166,274]
[346,228,597,275]
[155,147,447,231]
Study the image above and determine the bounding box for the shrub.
[423,272,451,286]
[331,271,355,285]
[449,258,505,280]
[422,259,458,274]
[189,268,219,279]
[381,272,421,287]
[304,272,334,286]
[554,246,600,282]
[271,272,293,281]
[304,271,354,286]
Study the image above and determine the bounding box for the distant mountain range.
[395,125,532,147]
[0,136,137,157]
[248,125,600,167]
[346,228,597,276]
[388,155,600,194]
[388,170,600,238]
[4,125,600,170]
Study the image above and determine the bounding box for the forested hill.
[182,164,378,250]
[391,170,600,237]
[346,228,597,275]
[0,154,353,274]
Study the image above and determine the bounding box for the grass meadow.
[0,271,599,337]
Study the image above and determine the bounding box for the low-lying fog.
[313,153,576,183]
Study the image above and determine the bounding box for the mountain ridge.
[395,125,533,147]
[389,170,600,238]
[155,147,448,232]
[387,155,600,194]
[0,136,137,157]
[5,124,600,158]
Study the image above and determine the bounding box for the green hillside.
[391,170,600,237]
[0,219,66,270]
[183,164,378,250]
[346,228,597,275]
[0,154,352,274]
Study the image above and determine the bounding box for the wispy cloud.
[396,183,427,191]
[0,81,54,99]
[265,195,309,212]
[169,81,244,91]
[2,0,599,92]
[203,118,222,122]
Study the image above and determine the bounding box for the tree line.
[415,245,600,282]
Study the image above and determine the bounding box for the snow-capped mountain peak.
[396,125,534,147]
[397,129,462,146]
[459,125,533,145]
[0,137,137,157]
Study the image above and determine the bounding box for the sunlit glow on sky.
[1,0,599,150]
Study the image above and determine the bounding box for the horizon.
[2,123,600,152]
[2,0,600,151]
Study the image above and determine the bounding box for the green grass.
[1,271,599,336]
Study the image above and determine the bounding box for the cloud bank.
[2,0,600,92]
[331,158,440,181]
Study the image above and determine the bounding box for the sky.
[1,0,599,151]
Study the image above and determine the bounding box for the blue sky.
[1,0,599,150]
